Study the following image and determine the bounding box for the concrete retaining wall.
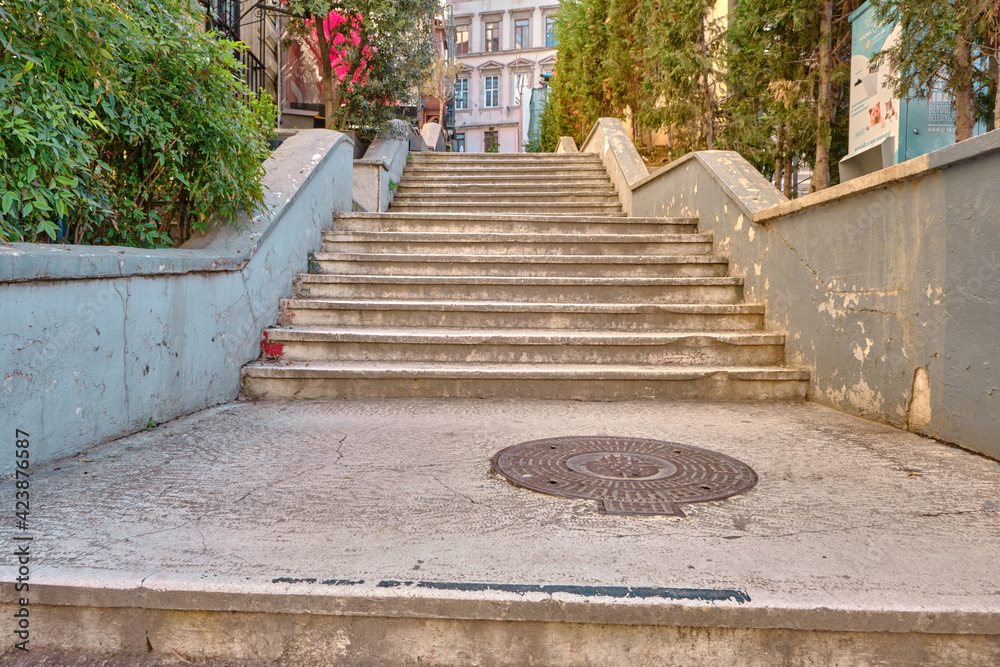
[0,130,354,464]
[594,124,1000,459]
[579,118,648,215]
[353,133,410,213]
[555,137,579,153]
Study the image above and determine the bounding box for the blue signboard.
[847,1,957,166]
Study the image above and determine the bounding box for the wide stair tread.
[262,326,785,345]
[257,322,787,366]
[308,253,728,278]
[388,203,626,216]
[321,231,713,243]
[333,212,699,234]
[241,360,807,400]
[281,298,763,315]
[245,360,806,378]
[279,298,767,332]
[334,212,694,224]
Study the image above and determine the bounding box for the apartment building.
[448,0,558,152]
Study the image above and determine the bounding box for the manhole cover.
[492,435,757,517]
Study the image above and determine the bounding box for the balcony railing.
[202,0,272,97]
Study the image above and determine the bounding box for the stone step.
[292,275,745,304]
[396,182,618,195]
[391,192,620,204]
[402,167,608,179]
[240,361,810,400]
[407,155,603,166]
[408,151,601,159]
[320,231,714,256]
[279,299,767,331]
[400,174,613,185]
[389,202,625,216]
[261,327,787,366]
[307,253,729,278]
[333,212,696,234]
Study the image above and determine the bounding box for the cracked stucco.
[618,143,1000,460]
[1,133,354,465]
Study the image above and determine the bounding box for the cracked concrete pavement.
[6,397,999,622]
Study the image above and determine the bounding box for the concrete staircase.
[241,152,808,400]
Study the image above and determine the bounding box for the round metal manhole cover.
[492,435,757,517]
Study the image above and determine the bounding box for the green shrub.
[0,0,276,247]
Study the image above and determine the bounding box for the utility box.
[840,1,958,181]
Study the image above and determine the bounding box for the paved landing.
[12,398,1000,613]
[4,398,1000,664]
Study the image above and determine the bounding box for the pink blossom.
[307,10,371,87]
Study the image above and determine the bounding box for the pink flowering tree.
[308,10,374,129]
[287,0,436,133]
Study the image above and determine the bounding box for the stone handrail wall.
[586,118,1000,459]
[578,118,648,215]
[554,137,579,153]
[1,130,354,464]
[353,134,410,213]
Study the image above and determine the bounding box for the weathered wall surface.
[555,137,579,154]
[624,131,1000,459]
[580,118,647,214]
[0,130,354,464]
[353,129,411,212]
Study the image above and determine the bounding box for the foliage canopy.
[0,0,276,247]
[544,0,999,193]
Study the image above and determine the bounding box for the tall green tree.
[545,0,724,156]
[869,0,993,141]
[547,0,857,191]
[546,0,615,143]
[602,0,653,141]
[635,0,723,152]
[986,0,1000,129]
[724,0,856,194]
[724,0,817,191]
[286,0,436,133]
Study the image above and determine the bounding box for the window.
[514,19,529,50]
[455,78,468,110]
[455,25,469,55]
[484,20,500,52]
[483,75,499,108]
[546,16,557,47]
[513,73,528,106]
[454,133,466,153]
[485,128,498,152]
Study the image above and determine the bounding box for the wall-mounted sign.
[842,1,959,179]
[847,4,902,158]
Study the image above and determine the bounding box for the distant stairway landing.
[241,152,809,400]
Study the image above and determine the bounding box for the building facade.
[204,0,282,99]
[448,0,558,153]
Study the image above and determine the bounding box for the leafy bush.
[0,0,276,247]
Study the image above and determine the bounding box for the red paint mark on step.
[261,330,284,359]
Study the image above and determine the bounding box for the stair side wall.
[0,130,354,465]
[626,130,1000,461]
[579,118,649,216]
